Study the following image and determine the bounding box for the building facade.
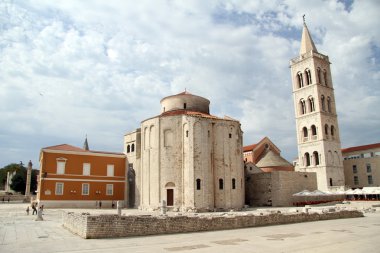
[290,21,345,191]
[243,137,294,172]
[125,91,245,212]
[37,144,127,208]
[342,143,380,188]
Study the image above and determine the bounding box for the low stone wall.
[62,210,363,239]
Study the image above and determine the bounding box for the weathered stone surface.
[62,210,363,239]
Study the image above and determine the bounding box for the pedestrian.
[32,203,37,215]
[7,197,10,203]
[26,206,30,215]
[99,200,102,209]
[112,201,115,209]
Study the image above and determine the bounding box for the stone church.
[124,91,245,211]
[290,21,345,191]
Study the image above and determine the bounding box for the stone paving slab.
[1,202,380,253]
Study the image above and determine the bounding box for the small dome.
[160,91,210,114]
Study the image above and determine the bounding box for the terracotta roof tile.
[243,144,257,152]
[342,143,380,153]
[160,110,224,120]
[43,144,125,156]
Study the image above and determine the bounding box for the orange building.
[243,137,294,172]
[37,144,127,208]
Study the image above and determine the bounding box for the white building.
[125,91,245,211]
[290,21,345,191]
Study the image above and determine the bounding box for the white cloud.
[0,0,379,167]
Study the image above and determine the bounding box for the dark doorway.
[167,189,174,206]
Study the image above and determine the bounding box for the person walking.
[99,201,102,209]
[26,206,30,215]
[32,203,37,215]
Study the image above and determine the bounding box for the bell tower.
[290,19,345,191]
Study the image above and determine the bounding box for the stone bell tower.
[290,19,345,191]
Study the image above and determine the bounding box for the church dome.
[160,91,210,114]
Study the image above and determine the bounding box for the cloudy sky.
[0,0,379,168]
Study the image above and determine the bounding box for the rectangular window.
[82,183,89,195]
[352,165,357,174]
[106,184,113,195]
[366,164,372,173]
[354,176,359,185]
[83,163,91,176]
[107,164,114,176]
[55,182,64,195]
[57,161,65,174]
[368,175,373,185]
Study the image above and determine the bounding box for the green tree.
[0,163,38,194]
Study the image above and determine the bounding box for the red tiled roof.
[160,110,222,120]
[43,144,86,152]
[43,144,125,156]
[243,144,258,152]
[342,143,380,153]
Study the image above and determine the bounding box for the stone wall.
[247,171,317,207]
[63,210,363,239]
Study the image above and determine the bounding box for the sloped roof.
[42,144,124,155]
[342,143,380,153]
[256,149,293,168]
[243,144,257,152]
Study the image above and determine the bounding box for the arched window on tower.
[325,124,329,139]
[313,151,320,165]
[297,72,304,88]
[300,99,306,115]
[308,97,315,112]
[232,178,236,189]
[321,95,326,111]
[305,69,312,85]
[131,143,135,152]
[331,125,335,140]
[127,145,130,153]
[317,68,321,84]
[305,152,311,166]
[311,125,317,140]
[303,127,308,142]
[323,70,328,86]
[327,97,332,113]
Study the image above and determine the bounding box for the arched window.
[317,68,321,84]
[184,103,187,109]
[321,95,326,111]
[219,179,224,190]
[303,127,308,137]
[196,179,201,190]
[131,143,135,152]
[331,125,335,137]
[305,69,312,85]
[127,145,130,153]
[313,151,320,165]
[308,97,315,112]
[311,125,317,136]
[325,124,329,138]
[323,70,328,86]
[232,178,236,189]
[297,72,304,88]
[300,99,306,115]
[327,97,332,113]
[305,153,310,166]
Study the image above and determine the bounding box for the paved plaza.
[1,202,379,253]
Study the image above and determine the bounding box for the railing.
[290,51,329,64]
